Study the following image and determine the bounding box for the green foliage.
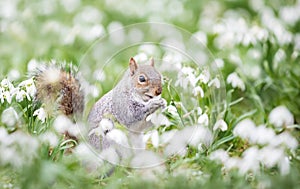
[0,0,300,188]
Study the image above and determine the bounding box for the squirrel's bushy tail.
[35,66,84,117]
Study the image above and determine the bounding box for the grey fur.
[88,66,165,151]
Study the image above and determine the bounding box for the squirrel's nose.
[155,86,162,96]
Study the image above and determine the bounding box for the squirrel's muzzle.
[155,85,162,96]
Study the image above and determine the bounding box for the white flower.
[0,78,15,103]
[67,122,85,138]
[100,147,120,165]
[214,58,224,68]
[99,118,114,134]
[33,107,47,123]
[133,52,148,63]
[160,130,177,144]
[1,90,12,104]
[143,130,159,148]
[213,119,228,131]
[1,107,19,127]
[252,125,275,145]
[193,86,204,97]
[148,112,171,127]
[175,67,199,88]
[198,69,210,84]
[259,146,285,168]
[268,105,294,128]
[39,132,58,147]
[226,72,245,91]
[15,89,30,102]
[279,156,290,175]
[1,78,15,92]
[8,69,20,81]
[165,105,178,116]
[233,118,256,140]
[239,147,260,174]
[106,129,129,147]
[17,77,36,98]
[53,115,73,133]
[0,131,39,168]
[188,125,213,147]
[74,143,103,171]
[272,132,298,150]
[210,149,229,163]
[193,31,207,45]
[131,151,164,169]
[27,59,40,73]
[198,113,209,127]
[208,78,221,88]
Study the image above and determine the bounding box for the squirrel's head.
[129,57,162,102]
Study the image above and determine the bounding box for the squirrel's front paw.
[146,98,166,115]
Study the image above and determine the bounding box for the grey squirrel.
[35,58,165,152]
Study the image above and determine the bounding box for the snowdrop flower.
[108,21,125,45]
[252,125,275,145]
[175,66,198,88]
[106,129,129,147]
[8,69,20,81]
[233,118,256,140]
[188,125,213,147]
[160,130,177,144]
[268,105,294,128]
[226,72,245,91]
[239,147,260,174]
[273,132,298,150]
[33,107,47,123]
[161,52,183,71]
[274,49,286,64]
[74,143,103,172]
[198,69,210,84]
[224,157,241,170]
[166,105,178,116]
[99,118,114,135]
[67,122,85,138]
[131,151,164,169]
[1,107,19,127]
[208,78,221,88]
[1,79,15,91]
[0,90,12,104]
[0,78,15,104]
[60,0,80,13]
[0,131,39,168]
[279,5,300,26]
[279,156,290,175]
[198,113,209,127]
[214,58,224,68]
[17,77,36,98]
[259,146,285,168]
[196,107,203,115]
[15,89,30,102]
[100,147,120,165]
[39,132,58,147]
[210,149,229,163]
[213,119,228,131]
[53,115,73,133]
[193,31,207,45]
[143,130,159,148]
[147,111,171,127]
[133,52,148,63]
[193,86,204,97]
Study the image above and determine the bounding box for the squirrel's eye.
[139,75,146,83]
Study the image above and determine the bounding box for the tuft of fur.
[35,66,84,117]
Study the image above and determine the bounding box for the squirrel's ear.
[149,57,155,67]
[129,57,138,76]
